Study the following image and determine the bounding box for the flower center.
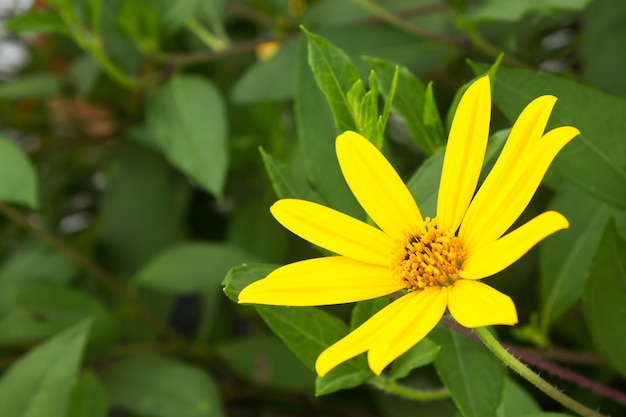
[391,218,465,291]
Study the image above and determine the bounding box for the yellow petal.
[335,131,422,241]
[437,76,491,232]
[315,292,417,377]
[460,95,578,252]
[367,287,447,375]
[271,199,395,266]
[447,280,518,327]
[238,256,403,306]
[460,211,569,280]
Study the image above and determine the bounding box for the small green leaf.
[67,372,109,417]
[0,135,38,208]
[147,75,228,198]
[350,296,391,329]
[3,9,67,34]
[0,73,62,99]
[222,263,279,303]
[431,326,504,417]
[389,338,440,380]
[303,27,360,132]
[406,150,444,218]
[151,0,202,33]
[215,334,315,392]
[583,218,626,378]
[102,354,225,417]
[0,320,91,417]
[364,57,443,155]
[259,148,321,202]
[134,242,251,294]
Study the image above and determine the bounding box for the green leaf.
[581,0,626,97]
[259,148,321,202]
[0,282,118,346]
[134,242,251,294]
[222,263,279,303]
[98,140,186,275]
[147,75,228,198]
[463,0,590,23]
[102,354,225,417]
[364,57,443,155]
[389,338,440,380]
[0,320,91,417]
[3,9,67,34]
[303,27,360,132]
[0,135,38,208]
[495,378,540,417]
[406,149,444,218]
[477,65,626,210]
[350,296,391,329]
[151,0,202,33]
[67,372,109,417]
[0,73,62,99]
[295,35,363,218]
[224,264,374,395]
[540,186,615,334]
[431,326,504,417]
[583,218,626,378]
[215,334,315,392]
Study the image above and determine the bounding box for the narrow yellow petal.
[271,199,395,266]
[336,131,422,241]
[460,211,569,280]
[315,292,417,377]
[367,287,447,375]
[447,280,518,327]
[460,126,579,252]
[460,95,577,252]
[437,76,491,231]
[238,257,403,306]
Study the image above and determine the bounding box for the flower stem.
[370,377,449,401]
[474,327,606,417]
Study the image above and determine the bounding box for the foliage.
[0,0,625,416]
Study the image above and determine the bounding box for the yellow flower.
[239,76,579,377]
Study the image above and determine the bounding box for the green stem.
[186,17,228,51]
[350,0,467,47]
[474,327,606,417]
[370,377,449,401]
[466,28,531,70]
[0,202,183,343]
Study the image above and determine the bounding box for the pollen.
[392,218,465,291]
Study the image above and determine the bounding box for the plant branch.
[370,376,449,401]
[474,327,607,417]
[0,202,183,343]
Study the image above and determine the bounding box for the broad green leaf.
[581,0,626,97]
[540,186,615,334]
[222,263,279,303]
[147,75,228,198]
[215,334,315,392]
[389,338,440,380]
[3,9,67,34]
[0,135,38,208]
[224,263,373,394]
[99,140,186,275]
[295,35,363,217]
[431,326,504,417]
[583,219,626,378]
[364,57,444,154]
[0,73,61,99]
[477,66,626,209]
[0,282,118,346]
[67,372,109,417]
[135,242,251,294]
[0,320,90,417]
[303,27,360,132]
[495,378,540,417]
[102,354,225,417]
